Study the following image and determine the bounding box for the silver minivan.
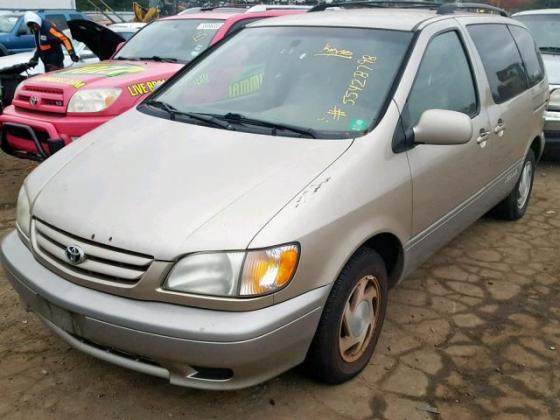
[513,9,560,157]
[0,3,547,389]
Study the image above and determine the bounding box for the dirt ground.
[0,151,559,420]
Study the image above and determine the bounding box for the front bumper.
[544,109,560,153]
[0,231,328,390]
[0,106,111,160]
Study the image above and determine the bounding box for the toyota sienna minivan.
[0,3,546,390]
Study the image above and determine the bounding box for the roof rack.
[199,5,249,12]
[247,5,311,12]
[309,1,441,12]
[309,1,508,16]
[437,2,508,16]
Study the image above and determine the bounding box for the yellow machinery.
[133,2,160,22]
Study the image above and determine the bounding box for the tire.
[492,149,536,221]
[304,248,388,384]
[0,44,8,57]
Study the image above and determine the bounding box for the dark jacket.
[31,20,75,70]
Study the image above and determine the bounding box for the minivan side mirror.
[413,109,473,145]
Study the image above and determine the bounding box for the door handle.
[477,129,490,146]
[494,119,506,136]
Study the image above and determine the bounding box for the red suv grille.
[13,83,67,114]
[24,86,64,95]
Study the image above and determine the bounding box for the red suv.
[0,6,307,160]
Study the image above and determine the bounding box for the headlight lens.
[549,88,560,111]
[164,244,299,297]
[67,88,122,113]
[16,186,31,238]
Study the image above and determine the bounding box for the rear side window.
[508,25,545,87]
[46,14,68,30]
[404,31,478,128]
[468,24,527,104]
[70,14,83,21]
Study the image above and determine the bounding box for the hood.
[68,19,125,60]
[18,60,180,114]
[542,53,560,85]
[30,109,351,260]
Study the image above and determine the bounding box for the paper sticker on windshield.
[196,22,223,30]
[229,66,264,98]
[60,63,145,78]
[349,118,368,131]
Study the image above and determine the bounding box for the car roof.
[513,9,560,16]
[162,8,305,21]
[250,8,512,32]
[162,11,244,20]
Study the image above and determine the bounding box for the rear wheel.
[492,149,535,221]
[305,248,388,384]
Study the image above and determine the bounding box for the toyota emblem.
[65,245,86,265]
[30,96,39,106]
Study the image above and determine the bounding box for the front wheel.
[304,248,388,384]
[492,149,536,221]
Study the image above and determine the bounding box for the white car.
[107,22,146,40]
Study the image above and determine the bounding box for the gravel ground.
[0,152,559,419]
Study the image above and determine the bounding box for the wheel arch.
[530,134,544,162]
[357,232,405,289]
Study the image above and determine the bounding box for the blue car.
[0,10,88,56]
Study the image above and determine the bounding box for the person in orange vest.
[24,11,80,72]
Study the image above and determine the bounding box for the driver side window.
[404,31,478,130]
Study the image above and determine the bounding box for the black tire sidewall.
[512,149,536,219]
[306,249,388,383]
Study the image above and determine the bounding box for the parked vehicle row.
[0,2,550,390]
[0,9,88,56]
[0,6,306,159]
[514,9,560,157]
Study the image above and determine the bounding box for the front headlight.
[67,88,122,113]
[549,88,560,111]
[16,186,31,238]
[164,244,299,297]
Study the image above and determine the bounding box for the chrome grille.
[32,219,153,285]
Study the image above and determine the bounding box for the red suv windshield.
[114,19,224,63]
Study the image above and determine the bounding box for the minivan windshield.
[515,14,560,52]
[148,26,413,138]
[114,19,224,63]
[0,15,20,33]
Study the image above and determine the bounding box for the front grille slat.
[32,219,153,285]
[35,221,152,267]
[35,233,145,281]
[13,84,66,114]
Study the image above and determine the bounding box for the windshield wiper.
[539,46,560,54]
[145,99,178,118]
[215,113,317,138]
[144,100,235,130]
[114,56,140,61]
[138,56,178,63]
